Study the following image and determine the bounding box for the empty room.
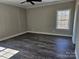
[0,0,78,59]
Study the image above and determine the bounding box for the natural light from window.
[56,9,70,30]
[0,47,19,59]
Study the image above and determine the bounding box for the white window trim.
[56,9,71,30]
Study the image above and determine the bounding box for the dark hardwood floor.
[0,33,76,59]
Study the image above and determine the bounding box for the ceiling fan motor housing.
[21,0,42,5]
[27,0,42,2]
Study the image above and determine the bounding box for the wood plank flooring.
[0,33,76,59]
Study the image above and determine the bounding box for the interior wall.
[0,3,27,40]
[27,1,75,36]
[75,6,79,59]
[74,0,79,59]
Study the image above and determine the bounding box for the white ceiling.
[0,0,74,8]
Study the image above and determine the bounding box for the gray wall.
[0,4,27,39]
[75,6,79,59]
[27,1,75,36]
[74,0,79,59]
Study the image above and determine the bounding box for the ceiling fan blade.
[30,1,35,5]
[20,1,26,4]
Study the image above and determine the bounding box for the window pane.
[56,10,70,29]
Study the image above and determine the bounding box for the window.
[56,10,70,29]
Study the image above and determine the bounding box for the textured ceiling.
[0,0,74,8]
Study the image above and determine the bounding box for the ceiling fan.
[20,0,42,5]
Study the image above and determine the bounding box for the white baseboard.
[0,31,72,41]
[0,31,27,41]
[27,31,72,37]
